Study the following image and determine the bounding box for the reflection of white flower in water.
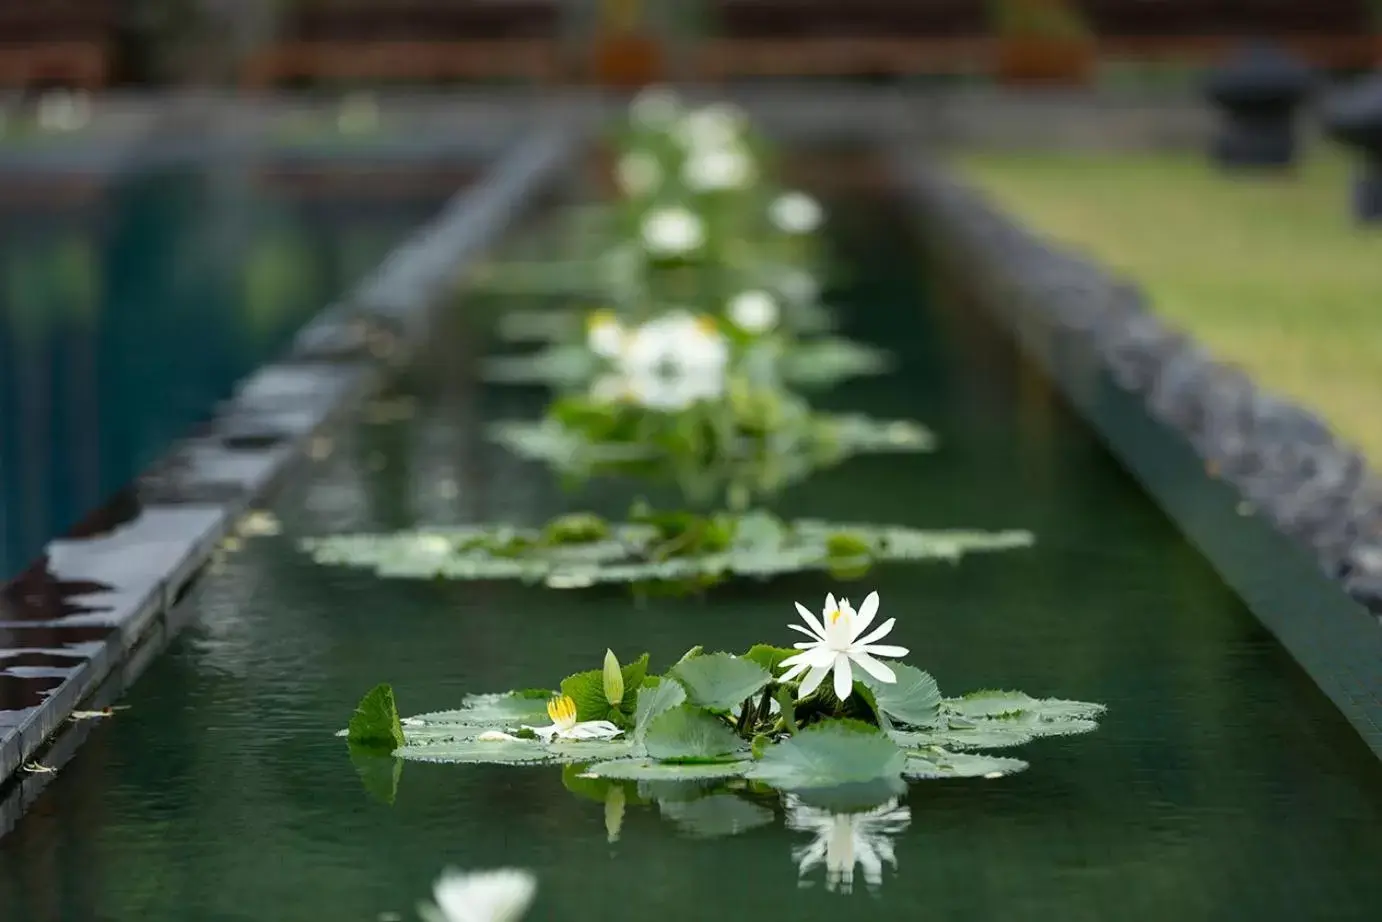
[615,150,663,197]
[675,103,748,149]
[585,309,626,358]
[727,290,778,334]
[770,191,824,234]
[785,796,911,894]
[629,85,681,130]
[778,591,908,701]
[641,207,705,258]
[422,868,536,922]
[621,311,729,411]
[522,695,622,742]
[683,145,755,192]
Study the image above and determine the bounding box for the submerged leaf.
[584,758,751,782]
[347,741,403,805]
[348,684,405,749]
[643,705,747,762]
[658,794,776,839]
[747,719,906,790]
[668,653,773,712]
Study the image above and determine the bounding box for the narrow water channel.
[3,175,1381,922]
[0,164,454,578]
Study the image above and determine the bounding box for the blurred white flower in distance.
[727,290,779,334]
[585,309,626,358]
[617,311,729,411]
[640,206,705,257]
[421,868,536,922]
[629,85,681,130]
[615,150,663,197]
[683,144,755,192]
[770,191,824,234]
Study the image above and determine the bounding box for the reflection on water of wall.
[0,166,452,580]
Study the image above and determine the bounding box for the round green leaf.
[861,663,942,727]
[643,704,747,762]
[634,678,687,744]
[903,750,1029,780]
[747,719,906,790]
[668,653,773,712]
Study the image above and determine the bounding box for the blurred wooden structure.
[0,1,117,89]
[241,0,567,88]
[695,1,991,79]
[1079,0,1379,70]
[691,0,1381,82]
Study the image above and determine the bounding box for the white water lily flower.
[424,868,536,922]
[523,695,622,742]
[615,150,663,197]
[727,290,779,334]
[641,206,705,258]
[675,103,748,149]
[769,191,824,234]
[629,85,681,130]
[786,796,911,894]
[620,312,728,411]
[683,145,755,192]
[585,310,626,359]
[589,372,629,405]
[778,591,908,701]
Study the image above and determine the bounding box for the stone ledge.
[0,125,578,795]
[895,156,1382,759]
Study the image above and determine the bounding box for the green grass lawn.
[957,149,1382,463]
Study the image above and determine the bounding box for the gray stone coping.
[0,124,579,793]
[894,156,1382,761]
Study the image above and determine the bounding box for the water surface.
[1,186,1380,922]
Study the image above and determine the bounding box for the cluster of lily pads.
[303,509,1032,591]
[347,592,1104,810]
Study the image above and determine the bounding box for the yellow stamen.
[587,309,617,331]
[828,608,842,624]
[693,315,718,335]
[547,694,578,726]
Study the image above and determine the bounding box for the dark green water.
[3,190,1382,922]
[0,165,450,578]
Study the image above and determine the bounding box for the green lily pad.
[902,749,1029,780]
[943,691,1107,722]
[746,719,906,790]
[668,653,773,712]
[643,705,747,762]
[862,663,942,728]
[634,678,688,745]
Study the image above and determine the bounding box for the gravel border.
[0,125,578,801]
[894,157,1382,760]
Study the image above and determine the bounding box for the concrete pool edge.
[0,125,580,806]
[893,156,1382,762]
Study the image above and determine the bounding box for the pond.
[0,163,457,579]
[2,169,1381,922]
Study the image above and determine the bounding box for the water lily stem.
[774,686,799,734]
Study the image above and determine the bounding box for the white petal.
[848,652,896,685]
[787,622,823,642]
[861,644,909,659]
[477,730,523,742]
[779,661,812,683]
[522,724,559,742]
[798,663,831,699]
[778,651,810,669]
[832,654,854,701]
[794,602,827,639]
[565,721,623,740]
[851,591,880,639]
[792,641,816,649]
[853,618,897,648]
[432,868,536,922]
[824,593,837,616]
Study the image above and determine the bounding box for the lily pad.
[668,653,773,712]
[902,749,1029,780]
[746,720,907,790]
[634,679,688,745]
[942,691,1107,722]
[643,705,747,762]
[397,739,635,765]
[861,664,942,728]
